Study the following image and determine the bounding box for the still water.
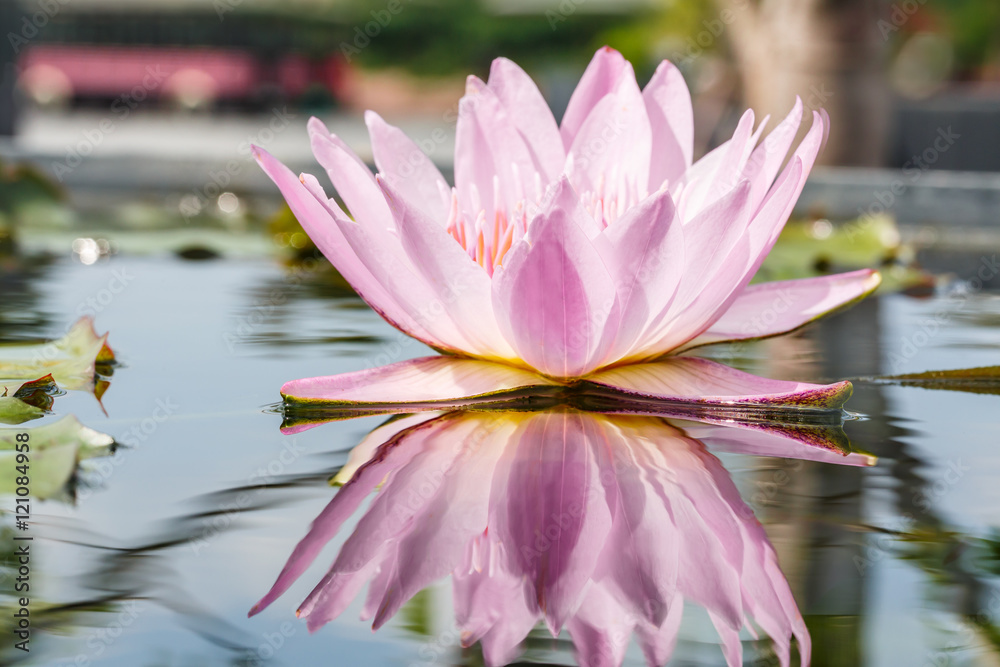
[2,236,999,666]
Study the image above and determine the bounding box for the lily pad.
[0,317,115,392]
[0,376,60,424]
[759,214,934,293]
[880,366,1000,395]
[0,396,47,425]
[0,415,115,500]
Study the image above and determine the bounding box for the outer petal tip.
[864,268,883,292]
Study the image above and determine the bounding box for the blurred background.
[2,3,1000,667]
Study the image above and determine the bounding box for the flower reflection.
[252,409,872,666]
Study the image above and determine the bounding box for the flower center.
[444,172,651,277]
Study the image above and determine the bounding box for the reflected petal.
[255,407,863,665]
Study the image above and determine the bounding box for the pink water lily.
[255,46,880,386]
[250,410,872,666]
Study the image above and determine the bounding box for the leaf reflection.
[252,408,873,667]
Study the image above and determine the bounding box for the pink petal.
[368,429,504,629]
[566,584,636,667]
[280,356,559,408]
[637,144,811,357]
[489,411,613,634]
[492,206,621,378]
[332,413,441,485]
[329,213,481,354]
[632,180,753,356]
[247,414,444,617]
[711,610,744,667]
[560,46,628,148]
[306,118,392,230]
[646,435,745,629]
[669,179,753,311]
[598,187,684,361]
[678,420,877,467]
[487,57,565,182]
[743,98,804,212]
[678,269,882,351]
[298,424,473,629]
[590,421,679,626]
[455,76,538,218]
[643,59,693,190]
[252,146,441,349]
[364,110,451,223]
[538,174,604,240]
[635,596,684,667]
[378,177,517,359]
[299,133,482,352]
[453,544,539,663]
[585,356,854,410]
[565,64,651,205]
[745,112,827,260]
[679,108,756,217]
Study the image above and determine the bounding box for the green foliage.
[932,0,1000,74]
[339,0,643,77]
[757,215,933,293]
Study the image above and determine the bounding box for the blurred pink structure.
[18,44,344,108]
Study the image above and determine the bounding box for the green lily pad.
[0,397,47,425]
[0,415,115,500]
[0,376,59,425]
[881,366,1000,395]
[0,317,115,392]
[758,214,934,293]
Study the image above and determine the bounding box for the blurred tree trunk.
[719,0,890,166]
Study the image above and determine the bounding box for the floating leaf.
[0,396,47,425]
[0,317,115,392]
[758,214,934,293]
[880,366,1000,395]
[0,415,115,500]
[0,376,59,424]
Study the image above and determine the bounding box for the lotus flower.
[250,409,873,666]
[255,46,879,391]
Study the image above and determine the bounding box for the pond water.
[2,228,999,667]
